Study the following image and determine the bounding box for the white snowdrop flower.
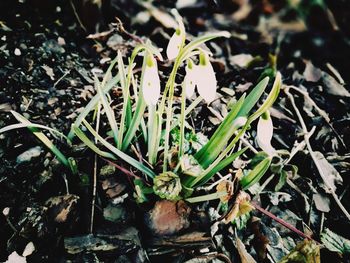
[183,60,196,98]
[257,111,275,156]
[166,28,183,60]
[141,54,161,106]
[5,251,26,263]
[22,242,35,257]
[196,52,217,103]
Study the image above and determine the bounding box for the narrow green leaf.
[197,147,248,186]
[195,94,246,167]
[241,157,272,189]
[121,57,148,151]
[82,120,156,179]
[72,125,117,160]
[237,76,269,118]
[95,76,119,146]
[0,122,70,145]
[117,51,129,149]
[11,111,70,167]
[247,72,281,123]
[68,75,120,140]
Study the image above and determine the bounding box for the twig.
[287,85,346,149]
[288,85,330,122]
[112,17,143,44]
[251,202,317,243]
[90,103,101,233]
[53,70,70,88]
[101,157,151,186]
[69,0,88,33]
[285,88,350,222]
[5,217,18,233]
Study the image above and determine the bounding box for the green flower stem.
[179,84,187,157]
[161,32,231,172]
[147,104,158,165]
[121,96,147,151]
[117,51,128,149]
[162,59,181,172]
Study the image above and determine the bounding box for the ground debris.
[45,194,79,224]
[64,227,140,255]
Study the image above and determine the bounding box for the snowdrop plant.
[0,9,282,203]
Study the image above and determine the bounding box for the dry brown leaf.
[322,72,350,97]
[236,234,257,263]
[313,151,343,193]
[303,61,322,82]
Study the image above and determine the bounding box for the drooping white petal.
[141,56,161,106]
[257,112,275,156]
[196,62,217,103]
[22,242,35,257]
[5,252,26,263]
[166,30,182,60]
[183,65,196,98]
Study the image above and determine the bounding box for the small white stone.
[14,48,21,56]
[57,36,65,46]
[2,207,10,216]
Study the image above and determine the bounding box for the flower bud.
[166,28,183,60]
[196,52,217,103]
[183,59,196,98]
[141,54,161,106]
[257,111,275,156]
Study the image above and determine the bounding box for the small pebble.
[16,146,42,164]
[14,48,21,56]
[2,207,10,216]
[145,200,191,236]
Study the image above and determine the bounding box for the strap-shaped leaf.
[95,76,119,147]
[237,76,269,117]
[10,111,70,168]
[67,75,119,140]
[195,94,246,167]
[240,157,271,189]
[81,120,156,179]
